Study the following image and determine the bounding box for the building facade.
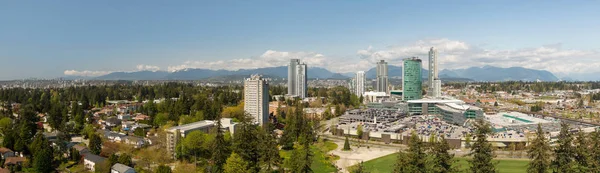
[244,75,270,126]
[288,59,307,98]
[376,60,389,93]
[428,47,442,98]
[355,71,366,97]
[403,57,422,101]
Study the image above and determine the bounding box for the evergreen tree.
[224,152,250,173]
[89,133,103,155]
[468,119,496,173]
[32,139,54,173]
[573,130,590,172]
[343,136,351,151]
[393,150,412,173]
[527,124,551,173]
[431,136,458,173]
[406,132,427,173]
[232,114,260,172]
[70,147,81,162]
[588,131,600,172]
[284,141,312,173]
[258,124,282,172]
[108,154,118,167]
[210,118,231,173]
[552,122,575,173]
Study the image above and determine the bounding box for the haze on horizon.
[1,1,599,80]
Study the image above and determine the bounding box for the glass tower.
[403,57,422,101]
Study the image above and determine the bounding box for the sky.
[1,1,599,80]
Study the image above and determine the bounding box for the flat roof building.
[166,118,238,158]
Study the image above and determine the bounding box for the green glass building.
[402,57,422,101]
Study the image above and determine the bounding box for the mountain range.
[89,65,560,82]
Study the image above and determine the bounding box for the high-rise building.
[428,47,441,97]
[376,60,389,93]
[244,75,269,126]
[403,57,422,101]
[287,59,307,98]
[355,71,366,97]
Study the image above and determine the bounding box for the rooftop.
[112,163,134,173]
[167,120,215,132]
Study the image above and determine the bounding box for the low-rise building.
[166,118,238,158]
[84,154,106,172]
[0,147,15,159]
[111,163,136,173]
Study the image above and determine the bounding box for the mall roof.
[406,98,464,104]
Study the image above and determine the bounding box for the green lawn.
[358,153,529,173]
[280,140,339,173]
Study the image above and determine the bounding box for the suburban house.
[133,114,150,121]
[123,136,145,148]
[0,147,15,159]
[105,117,122,129]
[72,145,90,155]
[4,157,27,167]
[111,163,136,173]
[117,114,131,120]
[84,154,106,172]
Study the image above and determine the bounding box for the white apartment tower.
[376,60,389,93]
[244,75,269,126]
[287,59,307,98]
[428,47,442,98]
[355,71,366,96]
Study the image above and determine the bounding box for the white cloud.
[167,50,328,72]
[64,64,163,77]
[63,70,112,77]
[136,64,161,71]
[357,38,599,75]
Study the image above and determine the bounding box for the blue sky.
[1,1,599,80]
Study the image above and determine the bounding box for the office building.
[288,59,307,98]
[355,71,366,97]
[428,47,442,97]
[403,57,422,101]
[244,75,270,126]
[376,60,389,93]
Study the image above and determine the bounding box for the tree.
[573,130,590,172]
[95,160,112,173]
[494,101,499,107]
[527,124,551,173]
[356,125,363,139]
[70,148,81,162]
[210,118,231,173]
[118,153,133,167]
[431,136,458,173]
[258,125,282,172]
[89,133,102,155]
[155,165,172,173]
[33,141,54,173]
[465,133,472,148]
[232,115,260,172]
[352,161,369,173]
[343,136,351,151]
[284,142,312,173]
[393,150,412,173]
[552,122,575,173]
[588,131,600,172]
[468,119,496,173]
[405,132,427,173]
[224,152,250,173]
[108,154,118,167]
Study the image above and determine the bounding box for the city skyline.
[1,1,600,80]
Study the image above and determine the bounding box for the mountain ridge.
[90,65,560,81]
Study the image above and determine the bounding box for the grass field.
[358,153,530,173]
[280,140,339,173]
